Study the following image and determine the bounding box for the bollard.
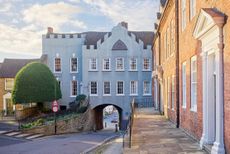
[105,122,107,128]
[115,124,118,132]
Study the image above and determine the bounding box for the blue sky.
[0,0,159,62]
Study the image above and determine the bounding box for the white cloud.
[0,2,12,12]
[22,2,87,31]
[0,24,41,55]
[82,0,158,31]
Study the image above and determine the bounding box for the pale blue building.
[42,22,154,128]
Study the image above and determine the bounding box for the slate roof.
[0,59,39,78]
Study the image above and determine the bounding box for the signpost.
[52,100,59,134]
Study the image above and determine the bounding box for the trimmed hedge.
[12,62,62,104]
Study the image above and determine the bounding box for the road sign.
[52,100,59,112]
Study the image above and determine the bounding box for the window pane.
[143,58,150,70]
[117,81,124,94]
[103,59,110,70]
[143,81,150,94]
[104,82,110,95]
[116,58,124,70]
[72,81,77,96]
[91,81,97,94]
[130,58,137,70]
[55,58,61,72]
[71,58,77,72]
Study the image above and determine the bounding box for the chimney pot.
[120,22,128,29]
[47,27,53,34]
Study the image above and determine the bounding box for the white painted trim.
[143,81,151,96]
[182,61,187,108]
[129,58,137,71]
[116,57,125,71]
[190,55,197,112]
[130,81,138,96]
[142,58,151,71]
[102,58,111,71]
[88,58,98,71]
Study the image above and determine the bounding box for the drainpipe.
[175,0,180,128]
[158,32,162,114]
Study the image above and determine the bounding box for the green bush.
[12,62,62,104]
[76,106,88,113]
[75,94,87,102]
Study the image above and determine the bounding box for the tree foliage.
[12,62,62,104]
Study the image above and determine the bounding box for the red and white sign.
[52,100,59,112]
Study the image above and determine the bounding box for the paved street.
[0,117,18,131]
[0,130,118,154]
[124,108,207,154]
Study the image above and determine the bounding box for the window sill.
[54,72,62,73]
[190,107,197,112]
[116,70,125,72]
[88,70,98,72]
[90,94,98,96]
[70,71,78,73]
[103,94,111,96]
[70,95,77,97]
[143,94,151,96]
[116,94,125,96]
[142,70,151,72]
[129,70,138,72]
[182,106,186,109]
[130,94,138,96]
[102,70,111,72]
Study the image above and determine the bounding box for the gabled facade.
[42,22,154,121]
[0,59,38,115]
[153,0,230,153]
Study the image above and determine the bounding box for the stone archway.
[93,104,123,130]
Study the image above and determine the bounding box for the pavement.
[124,108,207,154]
[0,129,119,154]
[0,116,18,132]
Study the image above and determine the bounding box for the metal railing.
[123,98,136,148]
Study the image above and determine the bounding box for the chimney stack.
[47,27,53,34]
[120,22,128,29]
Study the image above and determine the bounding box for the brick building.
[152,0,230,153]
[0,59,37,116]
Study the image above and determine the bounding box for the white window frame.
[89,58,97,71]
[171,76,175,110]
[116,57,124,71]
[182,0,186,31]
[191,56,197,112]
[103,81,111,96]
[70,57,78,73]
[5,78,14,91]
[70,80,77,97]
[167,77,171,109]
[130,81,138,96]
[129,58,137,71]
[54,57,62,73]
[102,58,111,71]
[182,62,187,108]
[190,0,196,20]
[116,81,124,96]
[90,81,98,96]
[143,58,151,71]
[143,81,151,96]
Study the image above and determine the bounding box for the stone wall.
[16,107,38,120]
[21,107,95,135]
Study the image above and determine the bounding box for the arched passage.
[93,104,123,130]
